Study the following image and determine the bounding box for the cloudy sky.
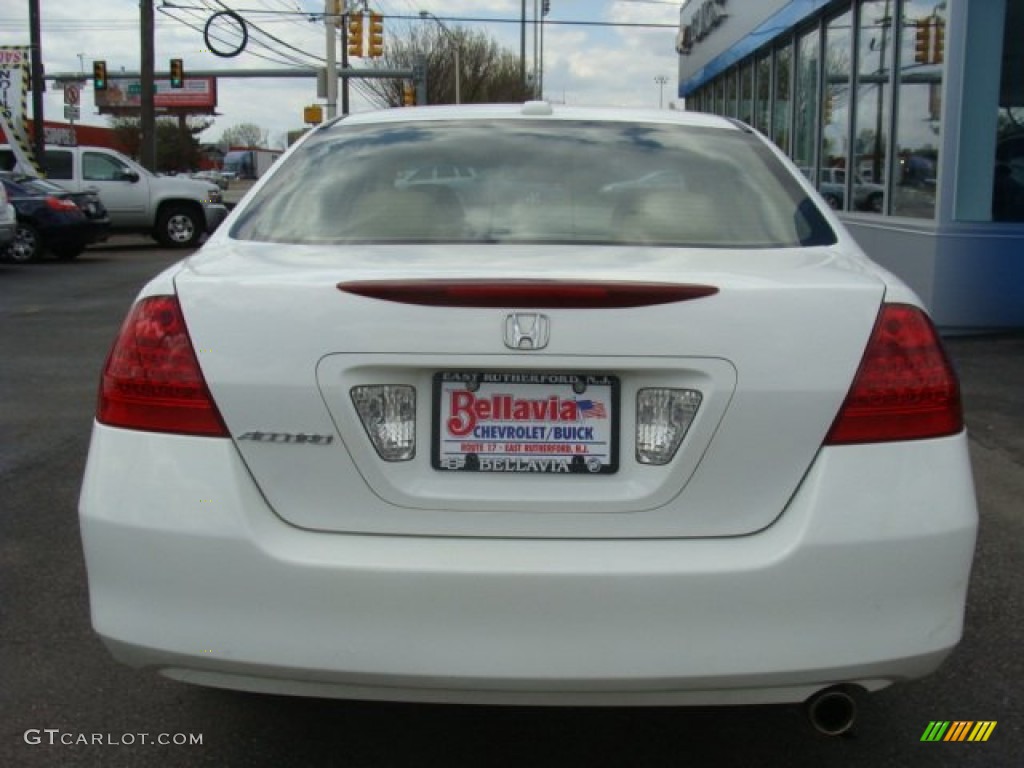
[1,0,683,147]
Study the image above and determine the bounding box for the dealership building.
[677,0,1024,331]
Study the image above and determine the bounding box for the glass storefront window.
[892,0,944,218]
[716,77,726,115]
[994,0,1024,221]
[793,25,822,178]
[854,0,894,213]
[725,68,738,117]
[773,41,793,152]
[739,62,754,125]
[755,52,772,134]
[821,9,854,211]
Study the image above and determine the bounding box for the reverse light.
[97,296,228,437]
[636,388,702,465]
[825,303,962,445]
[351,385,416,461]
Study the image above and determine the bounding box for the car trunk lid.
[174,241,885,538]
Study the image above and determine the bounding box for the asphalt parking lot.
[0,239,1021,767]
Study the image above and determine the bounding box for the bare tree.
[219,123,269,149]
[359,25,532,108]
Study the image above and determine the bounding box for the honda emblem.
[504,313,551,350]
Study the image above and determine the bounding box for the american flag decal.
[576,400,607,419]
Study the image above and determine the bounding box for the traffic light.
[932,18,945,64]
[403,82,415,107]
[348,12,364,58]
[92,60,107,92]
[169,58,184,89]
[914,18,931,64]
[368,12,384,58]
[824,91,833,123]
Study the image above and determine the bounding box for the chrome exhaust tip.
[805,686,858,737]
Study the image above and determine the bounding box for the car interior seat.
[344,184,466,240]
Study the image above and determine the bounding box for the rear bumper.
[86,218,111,244]
[0,208,14,245]
[42,218,94,250]
[79,424,977,706]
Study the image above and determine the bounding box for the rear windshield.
[13,175,66,196]
[231,120,835,248]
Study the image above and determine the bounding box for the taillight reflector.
[825,303,962,445]
[338,280,718,308]
[97,296,228,437]
[46,195,79,212]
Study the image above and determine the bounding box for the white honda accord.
[79,103,977,734]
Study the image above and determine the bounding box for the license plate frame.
[432,371,619,475]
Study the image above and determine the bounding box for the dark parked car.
[0,172,110,262]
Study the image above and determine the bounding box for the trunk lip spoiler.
[337,279,719,309]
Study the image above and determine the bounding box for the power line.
[203,0,324,65]
[150,5,680,28]
[159,3,387,108]
[158,6,313,69]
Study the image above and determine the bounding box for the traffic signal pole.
[341,11,350,116]
[29,0,44,164]
[140,0,156,171]
[325,0,338,119]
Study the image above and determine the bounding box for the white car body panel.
[80,423,976,705]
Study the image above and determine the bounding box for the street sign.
[303,104,323,125]
[64,105,80,120]
[64,83,80,105]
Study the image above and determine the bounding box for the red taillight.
[338,280,718,308]
[46,195,79,212]
[825,303,963,445]
[97,296,228,437]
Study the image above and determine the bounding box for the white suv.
[0,144,227,248]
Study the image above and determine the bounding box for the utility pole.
[533,0,539,97]
[420,12,460,104]
[140,0,156,171]
[325,0,338,119]
[520,0,527,87]
[29,0,44,163]
[655,75,669,108]
[540,1,548,99]
[341,5,350,115]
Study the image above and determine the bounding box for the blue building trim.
[679,0,835,97]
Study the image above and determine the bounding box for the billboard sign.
[95,77,217,112]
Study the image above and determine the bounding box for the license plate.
[432,371,619,474]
